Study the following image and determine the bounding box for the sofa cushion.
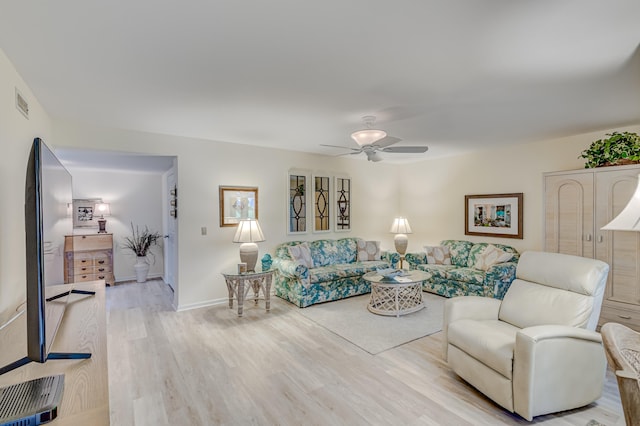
[469,244,514,271]
[309,261,388,284]
[448,267,485,286]
[441,240,474,267]
[448,319,519,379]
[310,238,357,267]
[357,240,381,261]
[425,245,452,265]
[416,264,455,280]
[288,242,313,268]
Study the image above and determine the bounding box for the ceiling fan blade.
[373,136,401,149]
[381,146,429,154]
[320,144,360,152]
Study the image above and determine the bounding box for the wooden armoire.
[544,164,640,331]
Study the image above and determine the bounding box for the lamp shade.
[350,129,387,147]
[94,202,111,217]
[390,217,412,234]
[602,174,640,231]
[233,219,266,243]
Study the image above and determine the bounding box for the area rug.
[297,293,445,355]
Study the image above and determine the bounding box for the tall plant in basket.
[123,223,162,283]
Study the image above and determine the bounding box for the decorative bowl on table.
[375,268,408,279]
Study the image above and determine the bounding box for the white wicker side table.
[221,270,273,316]
[363,270,428,317]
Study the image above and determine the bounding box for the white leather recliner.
[443,251,609,421]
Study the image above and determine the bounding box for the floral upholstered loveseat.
[405,240,519,299]
[272,238,399,307]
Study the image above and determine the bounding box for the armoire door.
[544,172,594,258]
[595,169,640,310]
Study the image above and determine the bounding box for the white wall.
[400,124,640,254]
[52,120,401,310]
[0,49,53,320]
[68,168,165,281]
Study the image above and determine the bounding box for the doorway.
[164,166,178,301]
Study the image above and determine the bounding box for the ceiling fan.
[321,116,429,162]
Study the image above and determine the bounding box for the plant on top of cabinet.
[580,132,640,168]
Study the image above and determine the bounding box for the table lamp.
[233,218,265,272]
[390,217,412,268]
[94,202,111,234]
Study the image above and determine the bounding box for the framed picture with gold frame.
[219,186,258,227]
[464,193,523,239]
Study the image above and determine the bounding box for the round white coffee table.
[363,270,428,317]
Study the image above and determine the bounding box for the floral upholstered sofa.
[272,238,399,307]
[405,240,519,299]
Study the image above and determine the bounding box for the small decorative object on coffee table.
[222,269,273,316]
[363,270,428,317]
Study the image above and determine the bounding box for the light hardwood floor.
[106,280,625,426]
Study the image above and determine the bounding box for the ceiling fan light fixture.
[350,129,387,146]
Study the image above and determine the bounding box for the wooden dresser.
[64,234,115,286]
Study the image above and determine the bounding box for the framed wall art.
[313,174,331,233]
[465,193,523,239]
[287,169,310,234]
[219,186,258,227]
[334,175,351,232]
[72,198,102,228]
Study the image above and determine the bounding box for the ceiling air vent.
[15,87,29,119]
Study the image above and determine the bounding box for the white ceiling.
[1,1,639,163]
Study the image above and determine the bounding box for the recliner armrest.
[517,324,602,344]
[443,296,502,359]
[513,325,606,420]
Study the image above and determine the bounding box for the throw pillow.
[288,242,313,268]
[357,240,381,261]
[424,246,452,265]
[472,244,513,271]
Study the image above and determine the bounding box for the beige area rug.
[297,293,445,355]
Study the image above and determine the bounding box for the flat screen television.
[0,138,92,376]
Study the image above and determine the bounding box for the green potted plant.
[123,223,162,283]
[580,132,640,168]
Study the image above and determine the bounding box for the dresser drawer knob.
[98,268,105,272]
[97,260,105,264]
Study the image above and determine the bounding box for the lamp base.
[97,218,107,234]
[239,243,259,272]
[394,234,408,256]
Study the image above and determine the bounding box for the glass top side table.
[221,269,274,316]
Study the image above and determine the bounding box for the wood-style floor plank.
[107,280,625,426]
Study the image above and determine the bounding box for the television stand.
[45,289,95,302]
[0,281,109,424]
[0,289,95,375]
